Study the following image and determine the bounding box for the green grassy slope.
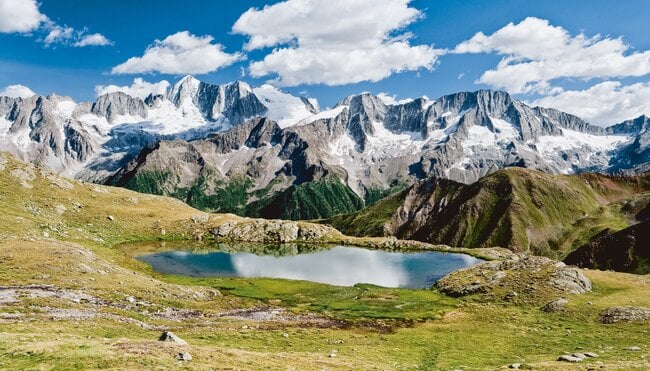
[328,168,650,259]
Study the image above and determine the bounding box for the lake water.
[137,245,482,289]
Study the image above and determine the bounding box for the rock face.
[210,218,340,243]
[436,254,591,300]
[599,306,650,324]
[0,76,310,181]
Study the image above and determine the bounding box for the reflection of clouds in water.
[140,245,483,288]
[230,246,409,287]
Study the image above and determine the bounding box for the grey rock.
[508,363,521,369]
[541,298,569,313]
[557,355,583,362]
[584,352,599,358]
[624,346,641,351]
[599,306,650,324]
[176,352,192,361]
[158,331,187,345]
[571,353,587,360]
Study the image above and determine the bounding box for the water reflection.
[139,245,482,289]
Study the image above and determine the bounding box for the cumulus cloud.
[74,33,112,47]
[95,78,170,99]
[0,84,36,98]
[111,31,243,75]
[232,0,441,86]
[0,0,111,47]
[454,17,650,94]
[533,81,650,126]
[0,0,45,33]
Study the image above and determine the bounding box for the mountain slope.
[564,219,650,274]
[328,169,650,258]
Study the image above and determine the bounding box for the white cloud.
[74,33,112,47]
[454,17,650,94]
[111,31,243,75]
[533,81,650,126]
[233,0,441,87]
[43,24,74,46]
[0,84,36,98]
[0,0,45,33]
[0,0,110,47]
[95,78,170,99]
[376,92,413,105]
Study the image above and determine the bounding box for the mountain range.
[1,75,648,219]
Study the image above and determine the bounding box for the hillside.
[564,219,650,274]
[328,168,650,259]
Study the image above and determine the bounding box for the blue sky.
[2,0,650,125]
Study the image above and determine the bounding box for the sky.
[1,0,650,126]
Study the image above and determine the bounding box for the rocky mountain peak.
[91,92,147,122]
[167,75,201,108]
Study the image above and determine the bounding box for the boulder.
[158,331,187,345]
[599,306,650,324]
[541,298,569,313]
[557,355,582,362]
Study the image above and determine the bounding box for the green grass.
[0,153,649,369]
[328,168,650,260]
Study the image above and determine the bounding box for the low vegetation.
[0,153,648,369]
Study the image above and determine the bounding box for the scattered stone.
[191,215,209,224]
[541,298,569,312]
[10,167,35,189]
[558,355,583,362]
[624,346,641,351]
[282,333,289,338]
[599,306,650,323]
[504,291,518,300]
[571,353,587,360]
[125,296,136,304]
[54,204,67,215]
[176,352,192,361]
[43,231,50,238]
[160,229,166,236]
[158,331,187,345]
[508,363,521,369]
[107,215,114,221]
[584,352,599,358]
[328,350,338,358]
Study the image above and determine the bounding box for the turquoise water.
[138,245,482,289]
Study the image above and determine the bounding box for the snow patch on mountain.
[535,129,630,155]
[253,84,316,128]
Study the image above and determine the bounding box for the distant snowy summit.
[0,76,647,194]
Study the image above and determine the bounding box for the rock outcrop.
[599,306,650,323]
[436,255,591,300]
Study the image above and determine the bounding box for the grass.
[328,168,650,261]
[0,153,649,369]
